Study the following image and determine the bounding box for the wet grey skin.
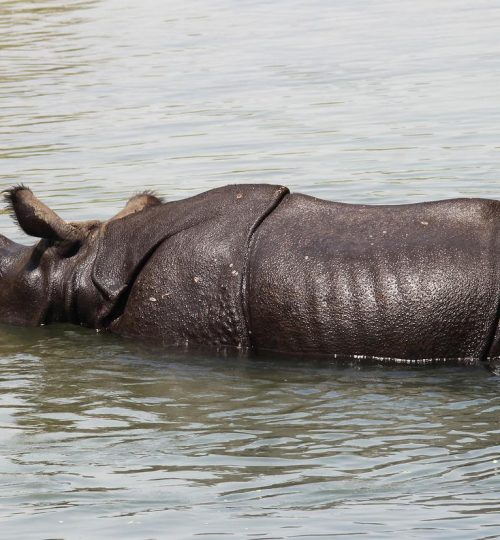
[1,184,500,373]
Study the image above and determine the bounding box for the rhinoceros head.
[0,186,162,328]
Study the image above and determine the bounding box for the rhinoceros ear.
[110,191,163,221]
[3,186,84,242]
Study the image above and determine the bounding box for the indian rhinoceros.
[1,184,499,372]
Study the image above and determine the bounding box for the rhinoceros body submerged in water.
[1,184,500,372]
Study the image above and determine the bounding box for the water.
[1,0,500,538]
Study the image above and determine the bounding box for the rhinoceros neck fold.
[92,184,290,350]
[40,238,98,327]
[93,224,199,329]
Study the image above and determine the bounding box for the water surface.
[1,0,500,538]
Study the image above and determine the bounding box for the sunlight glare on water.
[1,0,500,538]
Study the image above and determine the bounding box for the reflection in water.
[1,0,500,537]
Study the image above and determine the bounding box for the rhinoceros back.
[247,193,500,362]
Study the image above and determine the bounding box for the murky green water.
[1,1,500,538]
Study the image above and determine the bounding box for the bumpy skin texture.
[247,193,500,364]
[2,183,500,370]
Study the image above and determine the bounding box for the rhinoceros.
[1,184,499,372]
